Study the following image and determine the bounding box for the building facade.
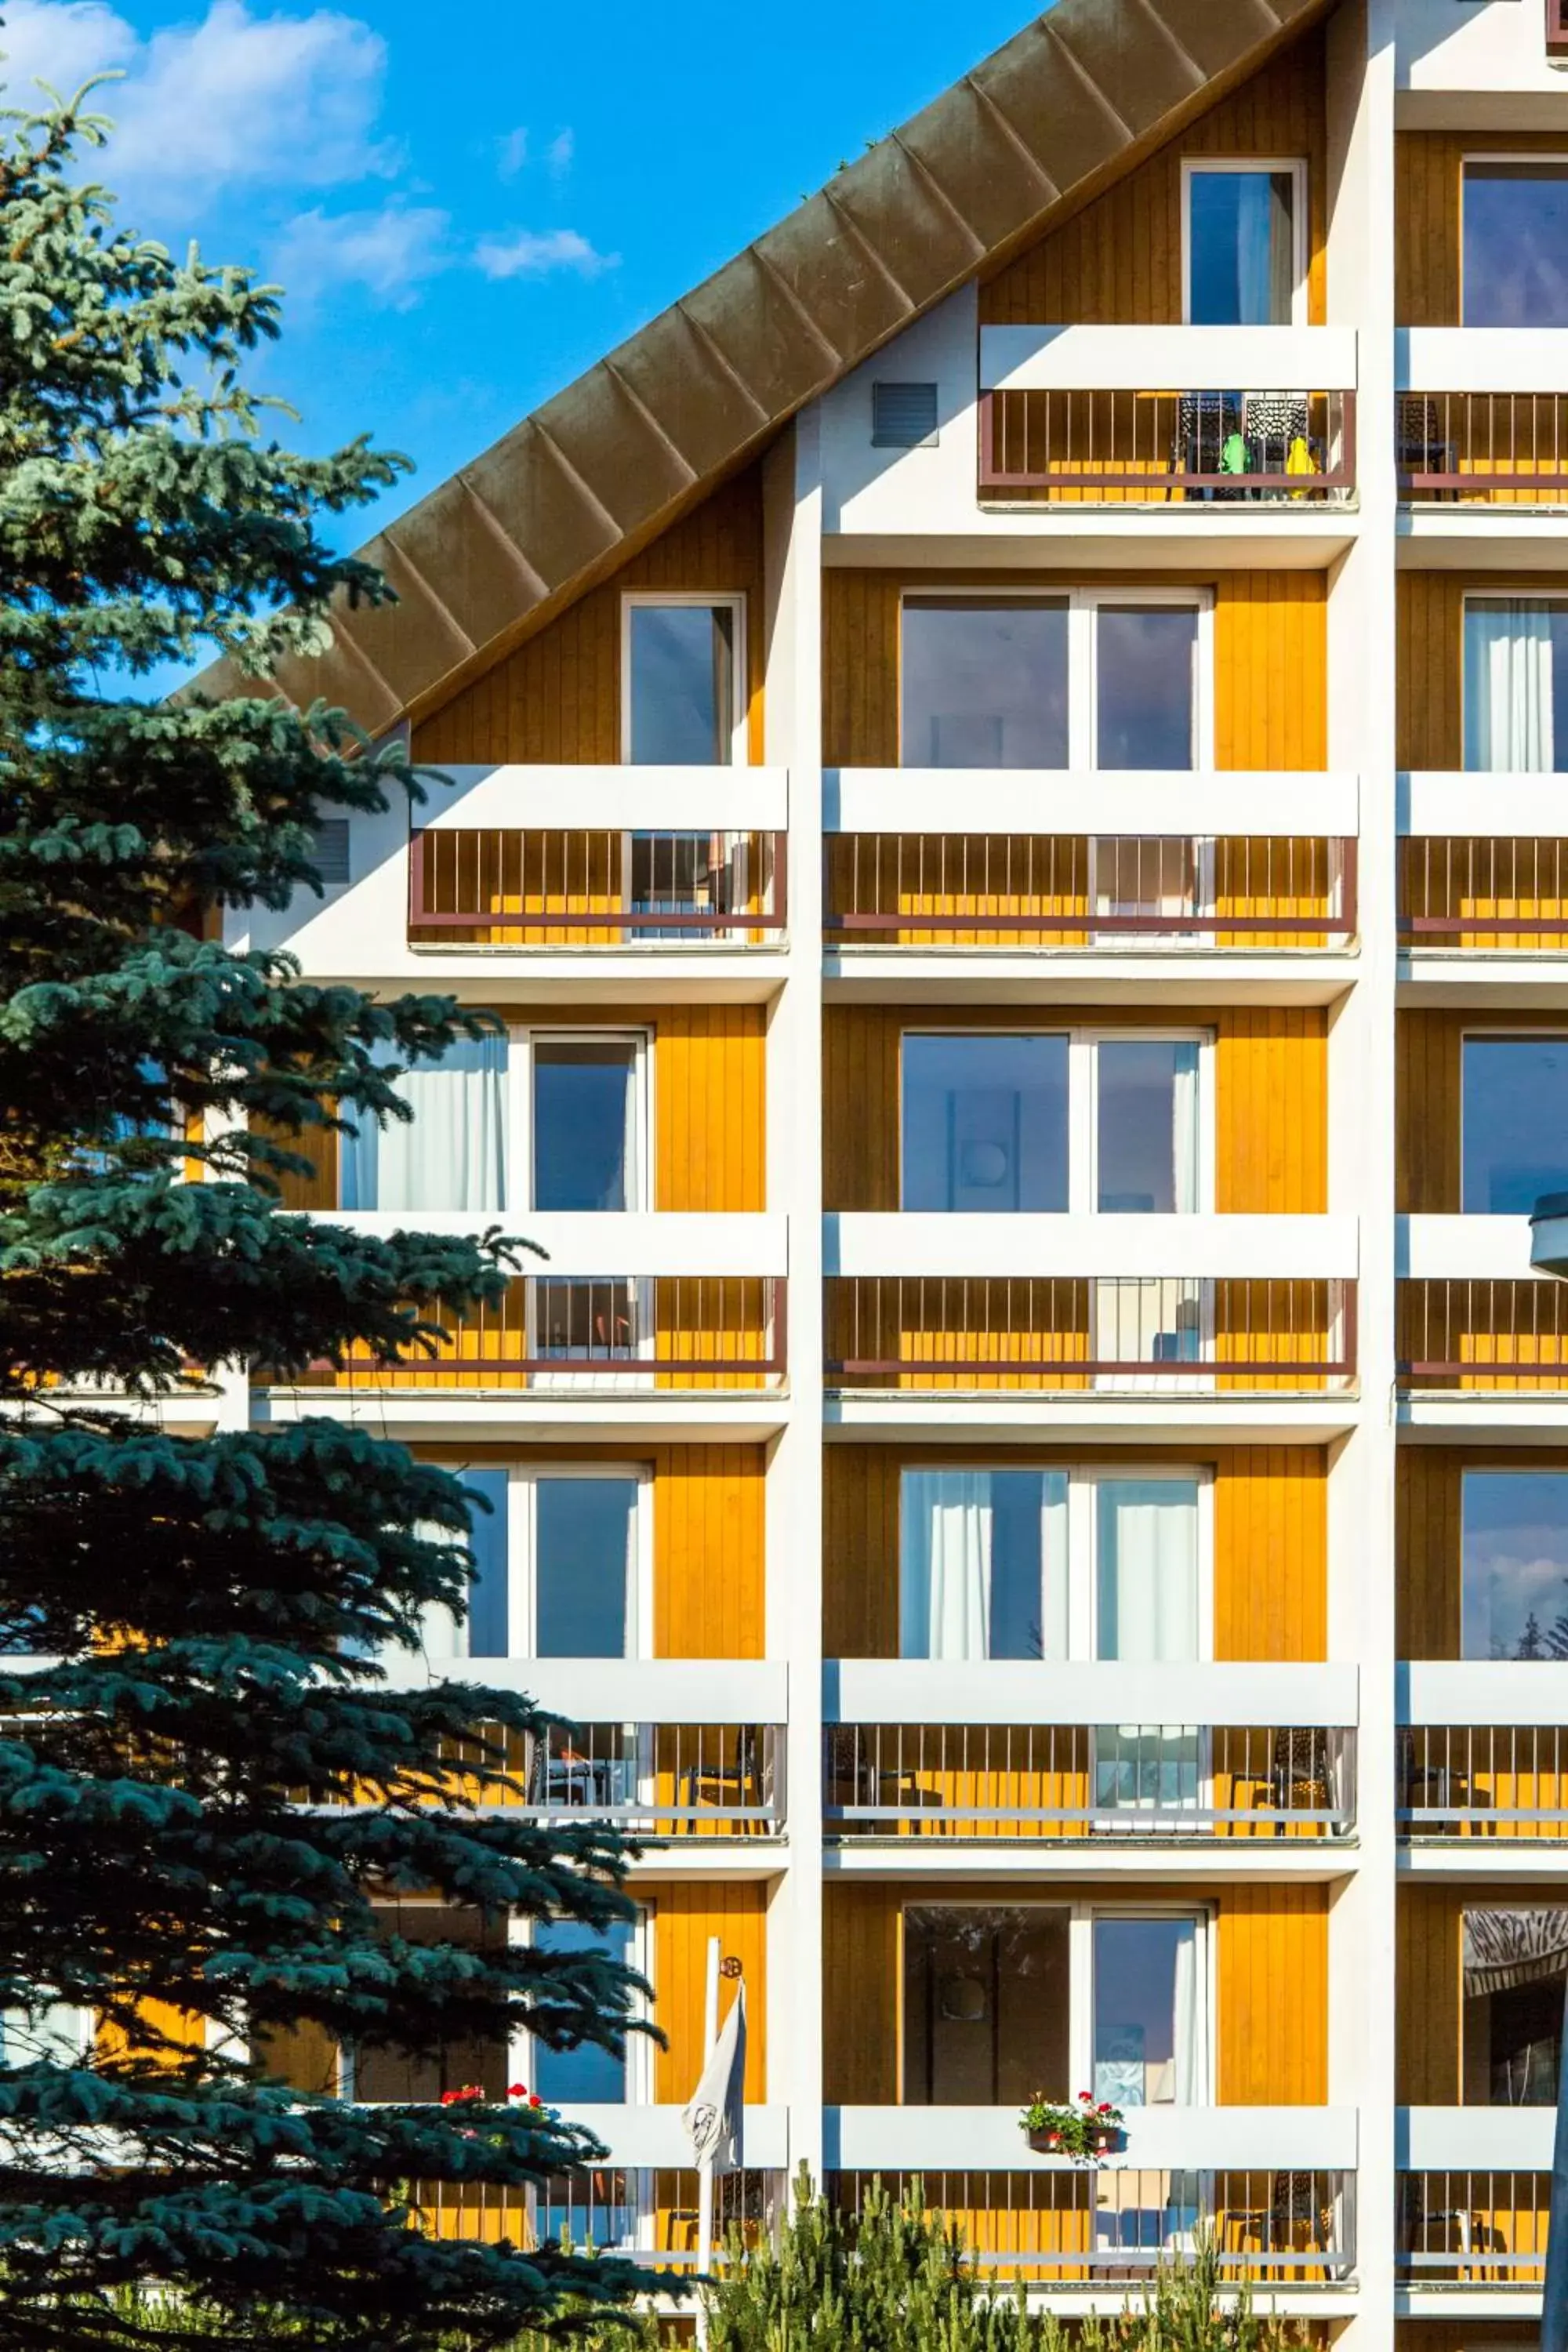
[208,1,1568,2343]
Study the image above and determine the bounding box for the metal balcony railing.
[828,2170,1355,2285]
[1399,1726,1568,1840]
[979,387,1356,505]
[408,828,786,947]
[1398,1281,1568,1392]
[412,2169,784,2266]
[1399,2172,1548,2285]
[491,1721,786,1838]
[1398,393,1568,503]
[289,1276,787,1395]
[826,834,1356,949]
[1400,837,1568,948]
[824,1723,1355,1843]
[826,1276,1356,1395]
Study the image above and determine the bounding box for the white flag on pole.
[682,1980,746,2171]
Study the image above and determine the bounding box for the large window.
[1463,597,1568,772]
[354,1904,510,2103]
[1462,1469,1568,1660]
[899,592,1207,771]
[1463,1907,1568,2105]
[529,1918,641,2104]
[898,1465,1205,1664]
[623,597,744,765]
[1460,1035,1568,1214]
[422,1468,647,1664]
[900,1031,1207,1216]
[1183,162,1305,326]
[902,1904,1209,2109]
[1461,162,1568,329]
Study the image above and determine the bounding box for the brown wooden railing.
[826,1276,1356,1394]
[979,387,1356,503]
[1400,837,1568,948]
[412,2169,782,2262]
[1399,1281,1568,1390]
[1397,393,1568,502]
[1401,1726,1568,1838]
[505,1721,785,1838]
[826,834,1356,949]
[408,828,786,946]
[1400,2172,1548,2285]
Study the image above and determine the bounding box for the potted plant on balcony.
[1019,2089,1126,2161]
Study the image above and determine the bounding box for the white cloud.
[497,125,528,180]
[274,201,451,310]
[474,226,617,281]
[546,127,573,177]
[0,0,392,205]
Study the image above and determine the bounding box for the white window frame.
[508,1462,654,1663]
[897,1025,1216,1215]
[512,1901,654,2111]
[1456,1023,1568,1216]
[898,1460,1213,1665]
[1459,156,1568,328]
[898,1896,1215,2108]
[514,1025,652,1214]
[1179,156,1309,328]
[620,591,749,768]
[895,587,1213,772]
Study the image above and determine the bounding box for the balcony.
[1398,336,1568,506]
[825,1216,1358,1401]
[978,327,1358,509]
[824,1662,1357,1849]
[1400,790,1568,956]
[1399,1663,1568,1847]
[828,2107,1356,2291]
[826,772,1359,966]
[1400,2110,1552,2297]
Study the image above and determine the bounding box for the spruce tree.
[0,85,651,2352]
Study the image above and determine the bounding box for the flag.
[681,1981,746,2171]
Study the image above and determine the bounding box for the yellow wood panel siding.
[825,1445,1327,1664]
[1399,2328,1551,2352]
[412,467,765,765]
[1397,1883,1464,2103]
[654,1007,766,1213]
[825,1882,1325,2106]
[1216,1886,1328,2104]
[1396,132,1568,326]
[652,1883,768,2102]
[980,31,1327,328]
[253,1114,337,1211]
[823,1006,1327,1214]
[823,572,1330,775]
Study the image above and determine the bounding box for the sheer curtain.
[901,1472,993,1660]
[341,1036,508,1212]
[1096,1480,1202,1814]
[1171,1044,1200,1214]
[1236,176,1274,325]
[1465,601,1555,772]
[1171,1923,1206,2104]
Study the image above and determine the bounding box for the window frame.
[895,586,1213,772]
[1459,1461,1568,1662]
[516,1025,652,1215]
[1179,156,1309,328]
[515,1901,654,2109]
[620,591,749,768]
[896,1025,1216,1216]
[898,1896,1215,2108]
[1456,1023,1568,1216]
[423,1462,653,1664]
[1459,155,1568,328]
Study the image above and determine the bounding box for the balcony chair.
[822,1725,930,1831]
[1243,1726,1339,1838]
[679,1725,774,1836]
[1396,1727,1479,1839]
[1223,2171,1334,2274]
[1399,2175,1507,2279]
[1396,395,1456,501]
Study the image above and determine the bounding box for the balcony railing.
[826,833,1356,950]
[1399,2171,1548,2287]
[1400,836,1568,949]
[980,387,1356,506]
[1400,1726,1568,1841]
[495,1720,786,1838]
[824,1722,1354,1843]
[412,2167,785,2267]
[826,1276,1356,1396]
[1397,391,1568,503]
[408,826,786,948]
[1398,1280,1568,1392]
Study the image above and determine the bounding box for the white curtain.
[901,1471,993,1660]
[1171,1924,1205,2105]
[341,1035,508,1213]
[1171,1044,1200,1214]
[1236,176,1275,326]
[1097,1481,1200,1662]
[1465,601,1555,773]
[1040,1478,1070,1662]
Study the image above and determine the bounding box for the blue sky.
[5,0,1036,546]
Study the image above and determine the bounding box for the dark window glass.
[1462,164,1568,328]
[902,1905,1070,2105]
[1093,1917,1196,2107]
[901,597,1069,769]
[1096,607,1198,770]
[1461,1036,1568,1213]
[532,1919,634,2103]
[901,1033,1069,1212]
[1463,1907,1568,2104]
[533,1040,637,1210]
[627,604,736,764]
[1097,1040,1200,1214]
[463,1468,510,1659]
[1461,1471,1568,1660]
[535,1478,636,1658]
[355,1907,507,2103]
[1186,169,1297,325]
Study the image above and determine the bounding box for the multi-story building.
[211,0,1568,2343]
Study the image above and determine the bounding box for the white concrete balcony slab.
[382,1657,789,1721]
[1402,771,1568,837]
[1399,0,1568,113]
[1402,1661,1568,1726]
[1400,329,1568,399]
[1402,1215,1541,1283]
[982,325,1359,398]
[1402,2106,1554,2174]
[826,1659,1356,1730]
[829,2104,1357,2175]
[829,768,1360,840]
[305,1210,788,1280]
[554,2104,789,2171]
[829,1213,1356,1284]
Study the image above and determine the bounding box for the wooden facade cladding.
[409,467,766,766]
[822,1882,1329,2106]
[1398,1883,1469,2103]
[824,572,1329,775]
[825,1444,1327,1661]
[652,1883,768,2103]
[979,31,1328,329]
[823,1006,1328,1217]
[1396,132,1568,326]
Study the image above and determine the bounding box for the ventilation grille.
[311,818,351,885]
[872,381,938,449]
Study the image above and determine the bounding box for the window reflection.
[1462,163,1568,329]
[531,1919,635,2103]
[901,1033,1069,1212]
[627,603,737,764]
[1095,607,1199,771]
[1186,169,1298,325]
[901,597,1069,768]
[1460,1035,1568,1214]
[902,1905,1070,2105]
[1463,1907,1568,2104]
[1461,1470,1568,1661]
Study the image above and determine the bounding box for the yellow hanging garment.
[1286,435,1316,497]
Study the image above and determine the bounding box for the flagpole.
[694,1935,721,2348]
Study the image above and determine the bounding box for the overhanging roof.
[225,0,1331,732]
